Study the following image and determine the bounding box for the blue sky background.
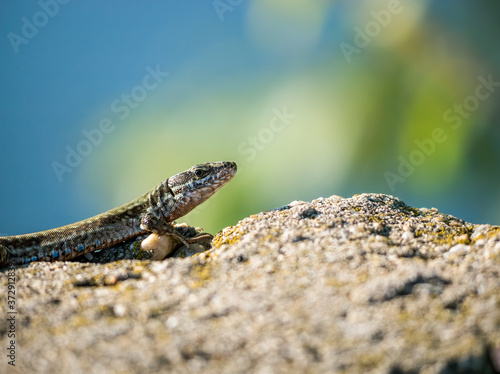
[1,1,500,236]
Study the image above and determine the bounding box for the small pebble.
[432,216,446,223]
[402,231,414,241]
[141,233,176,260]
[104,274,118,286]
[113,304,127,317]
[445,244,470,258]
[454,233,470,243]
[289,200,306,207]
[373,222,384,233]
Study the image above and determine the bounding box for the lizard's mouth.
[216,161,237,183]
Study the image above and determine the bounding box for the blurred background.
[1,0,499,236]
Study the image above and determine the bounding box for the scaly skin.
[0,161,237,266]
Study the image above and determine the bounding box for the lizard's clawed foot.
[140,222,213,260]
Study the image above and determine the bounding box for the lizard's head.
[163,161,237,221]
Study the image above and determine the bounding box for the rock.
[1,193,499,373]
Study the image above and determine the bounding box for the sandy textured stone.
[1,193,499,373]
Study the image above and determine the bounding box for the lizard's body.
[0,161,236,266]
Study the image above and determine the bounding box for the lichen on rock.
[1,193,499,373]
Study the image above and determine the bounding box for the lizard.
[0,161,237,267]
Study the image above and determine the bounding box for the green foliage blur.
[82,0,500,232]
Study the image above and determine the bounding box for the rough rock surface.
[1,193,500,373]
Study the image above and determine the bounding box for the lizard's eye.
[194,167,209,179]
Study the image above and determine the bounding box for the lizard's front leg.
[140,212,191,248]
[140,212,213,259]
